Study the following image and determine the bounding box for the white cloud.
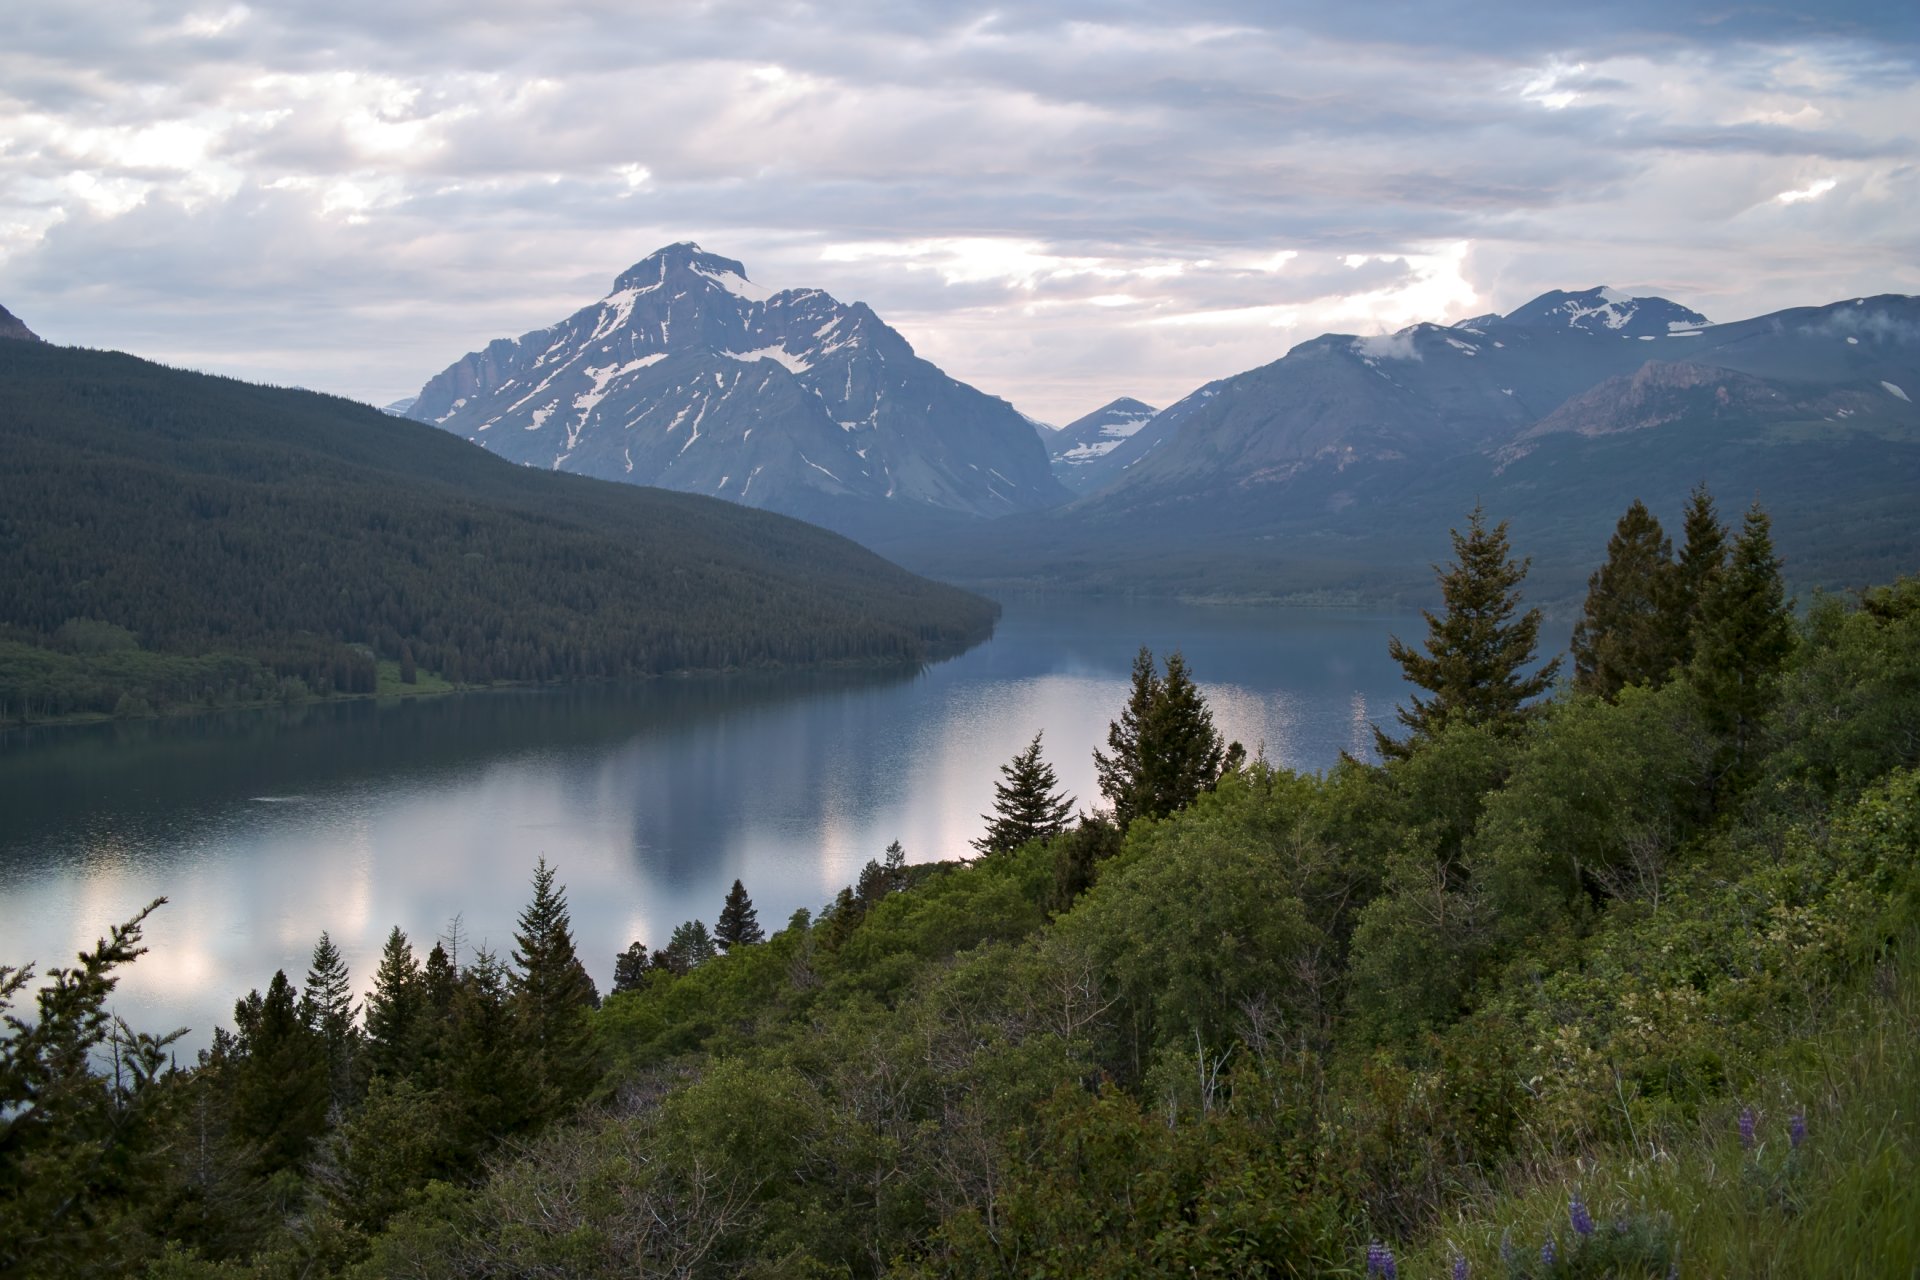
[1775,176,1838,204]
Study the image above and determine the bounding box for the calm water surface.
[0,598,1425,1053]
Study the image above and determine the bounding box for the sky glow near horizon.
[1,3,1916,423]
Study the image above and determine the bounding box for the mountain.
[885,290,1920,603]
[407,243,1066,541]
[0,338,999,720]
[1045,397,1158,492]
[0,303,40,343]
[381,396,417,417]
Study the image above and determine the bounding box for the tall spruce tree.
[1093,647,1159,825]
[1690,500,1794,788]
[1094,649,1239,824]
[297,931,363,1113]
[227,970,329,1178]
[1671,482,1728,667]
[611,942,651,994]
[1571,499,1681,699]
[973,731,1077,855]
[715,880,765,951]
[1378,504,1560,758]
[509,857,600,1110]
[362,927,422,1080]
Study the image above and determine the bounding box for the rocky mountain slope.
[408,244,1064,541]
[1044,397,1157,493]
[0,303,40,342]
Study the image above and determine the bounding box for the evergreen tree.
[417,941,458,1067]
[611,941,651,994]
[1377,505,1560,758]
[1093,647,1159,825]
[1095,649,1240,825]
[659,920,718,975]
[362,926,422,1080]
[509,857,600,1109]
[973,731,1077,855]
[297,931,363,1113]
[1690,500,1794,787]
[715,880,765,951]
[1571,499,1681,699]
[1670,482,1728,667]
[227,970,329,1178]
[443,947,536,1148]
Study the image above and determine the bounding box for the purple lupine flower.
[1541,1236,1557,1268]
[1789,1111,1807,1149]
[1738,1106,1756,1150]
[1613,1216,1631,1236]
[1452,1253,1469,1280]
[1569,1195,1594,1238]
[1366,1241,1385,1277]
[1383,1250,1398,1280]
[1499,1232,1516,1265]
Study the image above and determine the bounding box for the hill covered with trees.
[5,499,1918,1277]
[0,340,999,722]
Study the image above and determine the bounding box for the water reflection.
[0,598,1425,1054]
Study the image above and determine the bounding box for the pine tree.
[973,731,1077,855]
[1670,482,1728,667]
[659,920,717,975]
[443,946,536,1148]
[1690,500,1794,787]
[715,880,764,951]
[362,926,422,1080]
[1571,499,1681,699]
[298,931,363,1112]
[1137,651,1240,818]
[1093,647,1159,825]
[509,857,601,1110]
[227,970,329,1177]
[1378,504,1560,758]
[611,942,651,994]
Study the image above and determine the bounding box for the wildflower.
[1789,1111,1807,1149]
[1452,1253,1469,1280]
[1541,1236,1557,1268]
[1366,1241,1397,1279]
[1569,1195,1594,1238]
[1737,1106,1756,1150]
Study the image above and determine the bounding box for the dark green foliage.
[657,920,718,976]
[715,879,764,951]
[1672,481,1728,667]
[0,900,181,1279]
[1690,501,1794,789]
[0,340,998,722]
[1379,505,1560,758]
[611,942,652,994]
[1048,813,1123,914]
[1093,647,1239,824]
[361,927,422,1081]
[226,971,329,1178]
[509,859,600,1111]
[973,730,1076,855]
[298,933,363,1114]
[1571,499,1681,698]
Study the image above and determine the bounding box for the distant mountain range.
[877,287,1920,604]
[407,243,1064,542]
[1042,397,1158,493]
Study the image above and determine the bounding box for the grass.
[1399,945,1920,1278]
[373,660,458,698]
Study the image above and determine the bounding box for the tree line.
[5,487,1917,1277]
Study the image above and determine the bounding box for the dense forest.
[4,493,1918,1277]
[0,340,998,722]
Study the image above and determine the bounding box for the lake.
[0,598,1428,1054]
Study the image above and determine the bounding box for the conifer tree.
[1571,499,1680,699]
[1690,500,1794,786]
[228,970,329,1177]
[298,931,363,1112]
[973,731,1077,855]
[659,920,718,975]
[362,927,422,1080]
[417,941,457,1067]
[1670,482,1728,667]
[444,946,536,1147]
[1378,504,1560,758]
[1094,649,1240,824]
[611,942,651,994]
[715,880,764,951]
[1093,647,1159,825]
[509,857,600,1108]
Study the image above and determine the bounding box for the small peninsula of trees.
[6,492,1918,1279]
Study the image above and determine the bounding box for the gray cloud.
[0,1,1915,421]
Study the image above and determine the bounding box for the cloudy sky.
[2,3,1916,423]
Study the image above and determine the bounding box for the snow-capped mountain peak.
[1498,286,1709,338]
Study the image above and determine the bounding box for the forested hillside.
[0,340,998,722]
[6,497,1916,1277]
